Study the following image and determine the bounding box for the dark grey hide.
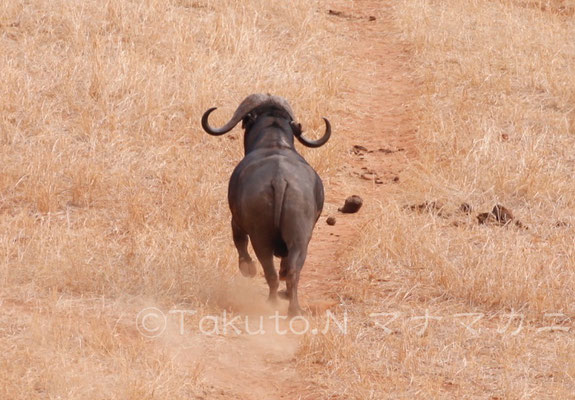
[201,94,331,316]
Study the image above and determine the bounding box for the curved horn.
[201,107,241,136]
[293,117,331,148]
[201,93,296,136]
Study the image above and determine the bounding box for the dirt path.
[303,0,416,304]
[194,1,416,398]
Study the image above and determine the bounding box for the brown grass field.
[1,0,574,399]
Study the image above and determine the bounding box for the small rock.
[338,195,363,213]
[328,9,352,18]
[378,148,394,154]
[392,176,400,183]
[368,16,376,21]
[380,147,404,153]
[326,216,336,226]
[352,144,368,153]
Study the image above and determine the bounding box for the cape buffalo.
[201,93,331,316]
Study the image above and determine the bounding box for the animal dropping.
[491,204,514,225]
[339,195,363,213]
[477,204,527,229]
[202,94,331,317]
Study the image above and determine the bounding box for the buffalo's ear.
[290,121,303,136]
[241,113,256,129]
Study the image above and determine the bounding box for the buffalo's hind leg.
[250,240,279,304]
[231,219,257,278]
[280,248,307,317]
[262,255,280,304]
[277,257,291,300]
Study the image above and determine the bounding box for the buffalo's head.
[201,93,331,148]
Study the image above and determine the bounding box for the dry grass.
[0,0,348,298]
[3,0,575,398]
[393,0,575,316]
[295,0,575,398]
[0,0,348,397]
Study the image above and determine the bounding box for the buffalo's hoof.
[288,306,303,318]
[277,289,289,300]
[239,260,257,278]
[267,294,279,305]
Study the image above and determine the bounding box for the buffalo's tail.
[272,178,288,258]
